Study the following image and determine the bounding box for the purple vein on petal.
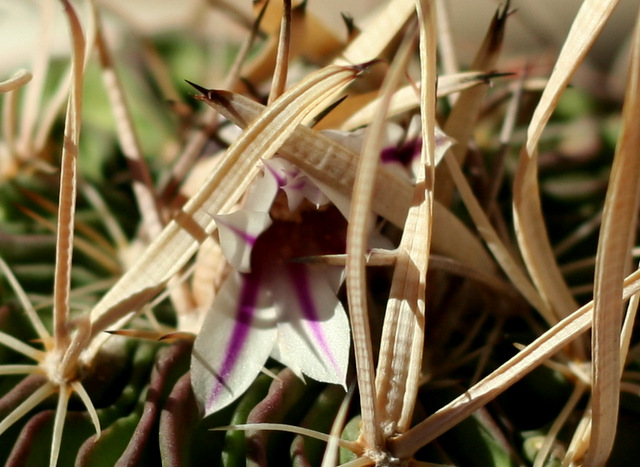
[216,217,258,247]
[265,162,288,186]
[289,179,305,190]
[207,273,260,411]
[286,263,341,374]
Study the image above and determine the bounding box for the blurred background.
[1,0,637,72]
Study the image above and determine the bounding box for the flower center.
[250,204,347,274]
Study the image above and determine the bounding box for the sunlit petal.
[433,125,455,166]
[244,160,281,212]
[263,158,329,210]
[305,176,354,221]
[214,210,272,272]
[191,273,278,416]
[321,127,366,153]
[271,264,350,388]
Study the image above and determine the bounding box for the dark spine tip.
[341,13,356,36]
[496,0,515,24]
[480,71,515,84]
[185,80,211,97]
[184,81,232,107]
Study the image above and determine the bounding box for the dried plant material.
[201,89,496,274]
[435,1,509,205]
[0,382,57,438]
[0,69,32,93]
[95,22,162,239]
[49,384,71,466]
[391,266,640,459]
[514,0,618,323]
[337,71,503,131]
[587,8,640,464]
[335,0,416,66]
[86,63,362,345]
[241,1,345,90]
[435,0,458,86]
[157,0,267,203]
[95,17,200,327]
[0,329,46,362]
[191,237,227,312]
[442,142,552,320]
[16,203,121,274]
[375,0,438,438]
[534,382,588,467]
[16,0,55,157]
[322,386,357,466]
[81,183,129,254]
[267,0,292,104]
[0,4,102,465]
[17,0,96,160]
[345,21,419,455]
[0,257,49,342]
[52,0,86,353]
[3,0,640,464]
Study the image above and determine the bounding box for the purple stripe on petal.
[265,162,287,186]
[289,179,305,190]
[286,264,341,374]
[216,218,257,246]
[207,273,260,411]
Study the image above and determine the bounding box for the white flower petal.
[191,272,277,416]
[214,210,272,272]
[271,264,350,388]
[263,158,329,210]
[322,265,344,296]
[306,175,353,221]
[433,124,455,166]
[321,127,366,153]
[282,172,330,209]
[244,161,280,212]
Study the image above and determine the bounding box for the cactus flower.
[191,158,351,416]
